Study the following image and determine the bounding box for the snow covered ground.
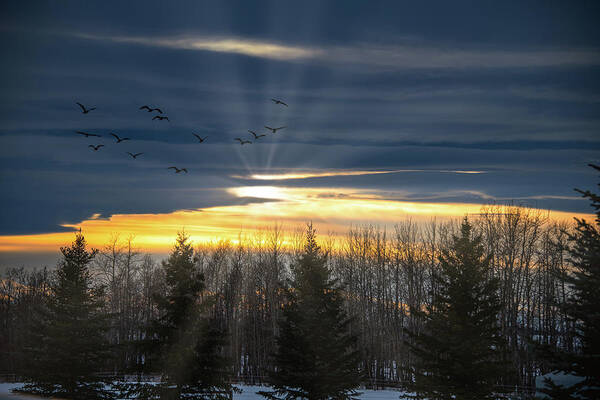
[234,385,409,399]
[0,384,42,400]
[0,383,410,399]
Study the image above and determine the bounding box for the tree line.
[1,169,599,399]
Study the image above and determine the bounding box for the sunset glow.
[0,186,592,255]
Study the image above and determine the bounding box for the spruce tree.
[18,232,113,400]
[262,224,361,400]
[539,164,600,400]
[407,218,504,400]
[143,232,232,400]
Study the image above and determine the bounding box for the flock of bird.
[74,98,289,173]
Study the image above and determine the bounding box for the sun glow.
[242,169,487,181]
[230,186,291,200]
[0,186,593,255]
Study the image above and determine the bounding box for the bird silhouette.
[271,98,288,107]
[265,126,286,133]
[248,130,266,139]
[168,166,188,173]
[110,133,131,143]
[192,133,208,143]
[89,144,104,151]
[153,115,169,121]
[76,131,101,138]
[140,105,163,113]
[76,102,96,114]
[235,138,252,145]
[127,152,143,159]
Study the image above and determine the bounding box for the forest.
[1,191,599,399]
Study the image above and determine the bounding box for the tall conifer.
[539,165,600,399]
[407,218,505,400]
[147,232,232,400]
[19,233,113,400]
[262,224,361,400]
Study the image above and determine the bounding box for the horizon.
[0,201,594,270]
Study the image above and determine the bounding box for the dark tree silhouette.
[262,224,362,400]
[539,164,600,400]
[18,233,113,400]
[407,218,505,400]
[141,232,232,400]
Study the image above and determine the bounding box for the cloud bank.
[74,32,600,69]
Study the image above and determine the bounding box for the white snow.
[535,372,586,399]
[0,383,44,400]
[0,382,411,400]
[233,385,410,399]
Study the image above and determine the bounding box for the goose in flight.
[127,152,143,159]
[110,133,131,143]
[192,133,208,143]
[248,130,266,140]
[89,144,104,151]
[153,115,169,121]
[235,138,252,145]
[265,126,286,133]
[76,131,101,138]
[76,102,96,114]
[140,105,163,113]
[168,166,188,173]
[271,98,288,107]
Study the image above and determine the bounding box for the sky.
[1,1,599,267]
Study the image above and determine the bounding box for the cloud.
[73,32,600,69]
[238,169,487,180]
[75,33,322,61]
[517,195,586,201]
[508,87,600,103]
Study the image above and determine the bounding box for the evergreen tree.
[262,224,361,400]
[407,218,505,400]
[539,164,600,400]
[18,232,113,400]
[142,232,232,400]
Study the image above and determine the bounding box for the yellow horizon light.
[0,186,593,255]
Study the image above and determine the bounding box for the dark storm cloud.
[1,0,599,236]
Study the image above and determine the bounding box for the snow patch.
[1,383,412,400]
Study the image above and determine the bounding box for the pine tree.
[407,218,504,400]
[143,232,232,400]
[540,164,600,400]
[18,232,113,400]
[262,224,362,400]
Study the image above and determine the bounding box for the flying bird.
[265,126,286,133]
[89,144,104,151]
[76,131,101,138]
[168,166,188,173]
[192,133,208,143]
[248,130,266,140]
[76,102,96,114]
[271,98,288,107]
[110,133,131,143]
[140,105,163,113]
[153,115,169,121]
[235,138,252,145]
[127,152,143,159]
